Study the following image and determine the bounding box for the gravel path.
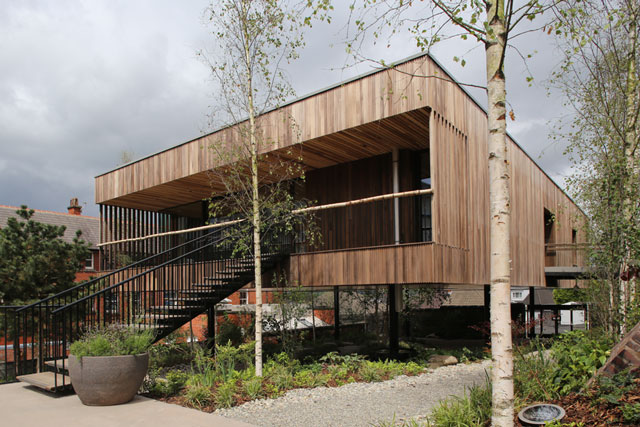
[216,360,491,427]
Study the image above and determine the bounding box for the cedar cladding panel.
[96,53,586,288]
[288,243,469,286]
[303,152,420,251]
[95,55,472,206]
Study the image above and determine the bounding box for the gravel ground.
[216,360,492,427]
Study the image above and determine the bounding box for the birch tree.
[203,0,315,377]
[552,0,640,336]
[309,0,555,423]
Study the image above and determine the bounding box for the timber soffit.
[94,50,579,212]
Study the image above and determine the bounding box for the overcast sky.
[0,1,573,217]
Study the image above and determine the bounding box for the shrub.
[70,326,154,358]
[216,316,244,347]
[591,369,637,406]
[294,369,317,388]
[269,364,294,390]
[190,346,218,387]
[327,364,349,380]
[215,341,254,380]
[215,380,237,409]
[242,377,263,400]
[152,370,189,396]
[149,330,193,368]
[514,341,559,403]
[263,382,282,397]
[403,361,424,376]
[319,352,367,371]
[551,330,612,394]
[622,403,640,424]
[359,362,383,382]
[184,383,212,409]
[380,360,405,378]
[430,379,491,427]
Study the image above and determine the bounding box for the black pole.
[334,286,340,342]
[389,284,399,354]
[207,306,216,349]
[529,286,536,337]
[484,284,490,323]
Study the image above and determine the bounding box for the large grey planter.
[68,353,149,406]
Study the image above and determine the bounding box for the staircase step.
[17,372,72,391]
[226,264,255,270]
[44,358,69,372]
[149,307,194,316]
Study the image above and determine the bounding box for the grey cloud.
[0,1,577,218]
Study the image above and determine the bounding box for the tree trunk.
[485,0,514,424]
[621,11,638,335]
[242,0,264,376]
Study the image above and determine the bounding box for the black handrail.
[42,225,293,391]
[51,230,234,314]
[10,226,229,381]
[16,230,215,313]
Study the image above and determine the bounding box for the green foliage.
[591,369,637,406]
[242,377,263,399]
[188,346,218,387]
[265,281,311,356]
[184,383,212,409]
[156,346,437,410]
[429,379,492,427]
[149,330,194,369]
[213,340,254,382]
[293,369,321,387]
[551,330,612,394]
[319,351,367,371]
[359,361,383,382]
[552,0,640,336]
[152,370,189,397]
[215,380,237,409]
[621,402,640,424]
[545,422,584,427]
[403,361,425,376]
[216,315,245,347]
[514,340,560,403]
[0,206,91,304]
[268,364,294,390]
[553,288,589,305]
[70,326,154,358]
[376,416,426,427]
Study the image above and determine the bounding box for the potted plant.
[68,326,155,406]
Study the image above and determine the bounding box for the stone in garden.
[428,355,458,368]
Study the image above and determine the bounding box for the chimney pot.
[68,198,82,215]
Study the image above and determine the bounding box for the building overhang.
[95,107,431,211]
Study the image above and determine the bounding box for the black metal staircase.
[5,226,293,392]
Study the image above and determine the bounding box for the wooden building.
[95,52,584,293]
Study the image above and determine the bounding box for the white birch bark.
[621,11,638,335]
[241,0,264,377]
[485,0,514,423]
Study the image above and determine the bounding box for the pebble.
[215,360,491,426]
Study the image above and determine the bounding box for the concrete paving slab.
[0,382,254,427]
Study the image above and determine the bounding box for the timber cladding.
[95,52,586,288]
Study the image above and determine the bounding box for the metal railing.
[10,229,220,379]
[5,224,294,391]
[0,306,22,384]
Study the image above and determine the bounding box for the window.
[84,253,94,270]
[104,292,119,313]
[239,291,248,305]
[512,291,523,299]
[417,150,432,242]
